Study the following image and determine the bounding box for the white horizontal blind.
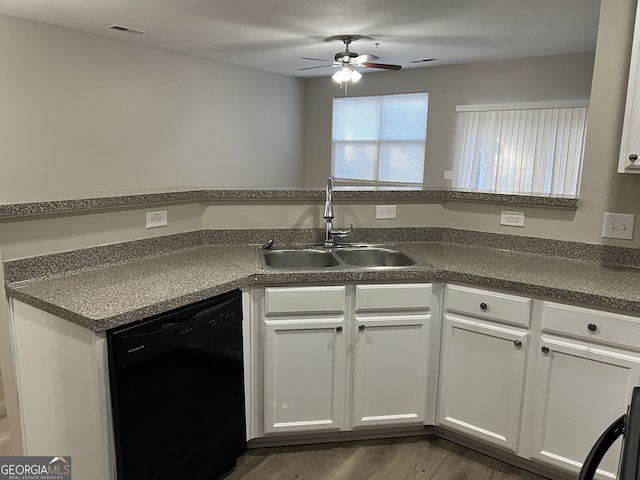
[332,93,428,189]
[453,102,588,196]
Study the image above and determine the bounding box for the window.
[453,101,588,197]
[331,92,429,189]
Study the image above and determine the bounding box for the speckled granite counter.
[0,188,577,218]
[5,235,640,331]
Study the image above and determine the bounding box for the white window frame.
[453,100,589,197]
[331,92,429,190]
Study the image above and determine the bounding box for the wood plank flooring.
[225,436,553,480]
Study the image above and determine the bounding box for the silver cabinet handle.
[336,326,343,333]
[514,340,522,348]
[630,153,638,162]
[541,346,550,354]
[480,302,488,311]
[359,324,366,332]
[587,323,597,332]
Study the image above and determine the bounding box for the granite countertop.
[6,239,640,331]
[0,188,577,218]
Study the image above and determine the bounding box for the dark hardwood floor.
[225,436,553,480]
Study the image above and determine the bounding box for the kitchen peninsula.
[3,187,640,479]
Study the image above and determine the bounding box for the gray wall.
[303,52,596,189]
[0,14,305,202]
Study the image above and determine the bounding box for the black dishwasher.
[108,289,246,480]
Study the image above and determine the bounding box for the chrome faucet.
[323,177,351,247]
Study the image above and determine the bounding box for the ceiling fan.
[299,35,402,85]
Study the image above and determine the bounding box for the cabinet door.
[351,314,430,428]
[619,0,640,173]
[263,318,347,434]
[437,314,528,452]
[526,336,640,479]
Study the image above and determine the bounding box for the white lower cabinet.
[264,318,348,434]
[258,283,640,479]
[522,302,640,479]
[437,285,530,452]
[263,286,348,434]
[261,283,438,435]
[352,284,434,428]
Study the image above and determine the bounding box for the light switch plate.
[500,211,525,227]
[602,212,634,240]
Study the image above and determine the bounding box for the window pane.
[332,92,428,187]
[380,93,429,140]
[378,142,425,183]
[333,97,379,141]
[333,142,377,180]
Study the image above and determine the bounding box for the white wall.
[0,14,305,202]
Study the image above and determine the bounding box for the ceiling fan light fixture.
[332,66,352,83]
[332,65,361,84]
[350,67,362,83]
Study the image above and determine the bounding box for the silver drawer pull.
[587,323,598,332]
[514,340,522,348]
[480,302,488,311]
[541,346,550,354]
[359,324,366,332]
[336,326,343,333]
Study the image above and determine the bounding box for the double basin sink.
[257,244,432,270]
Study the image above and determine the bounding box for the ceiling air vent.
[105,24,146,35]
[410,58,438,64]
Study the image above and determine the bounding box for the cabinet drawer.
[355,283,433,312]
[264,286,346,315]
[444,284,531,327]
[542,301,640,351]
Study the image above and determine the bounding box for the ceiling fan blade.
[298,64,335,71]
[301,57,331,62]
[354,54,379,63]
[361,62,402,71]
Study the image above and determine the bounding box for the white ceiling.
[0,0,601,78]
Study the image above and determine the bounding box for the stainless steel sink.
[257,244,431,270]
[261,248,340,269]
[335,246,417,267]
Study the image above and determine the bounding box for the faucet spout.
[323,176,334,220]
[322,176,351,247]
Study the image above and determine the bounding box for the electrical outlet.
[444,171,453,180]
[602,212,634,240]
[146,210,168,228]
[376,205,397,219]
[500,211,525,227]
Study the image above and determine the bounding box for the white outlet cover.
[146,210,168,228]
[500,211,525,227]
[376,205,397,219]
[444,170,453,180]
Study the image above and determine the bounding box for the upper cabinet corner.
[619,0,640,173]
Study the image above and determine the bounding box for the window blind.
[453,101,588,196]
